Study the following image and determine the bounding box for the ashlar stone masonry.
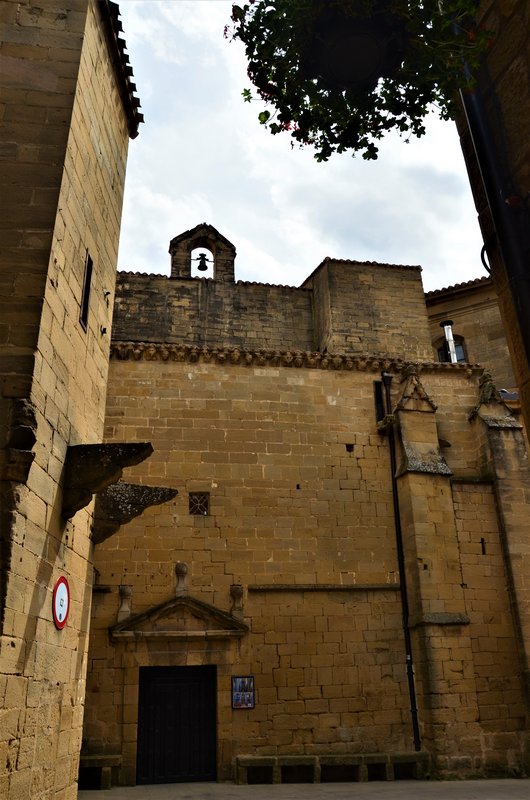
[0,3,143,799]
[83,224,530,786]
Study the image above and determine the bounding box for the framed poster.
[231,675,255,709]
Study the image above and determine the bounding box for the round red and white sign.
[52,576,70,629]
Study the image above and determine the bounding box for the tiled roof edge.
[116,271,311,290]
[98,1,143,138]
[317,256,422,270]
[301,257,422,288]
[425,275,491,299]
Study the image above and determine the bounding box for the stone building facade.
[426,277,517,392]
[0,2,143,798]
[82,224,530,786]
[458,0,530,433]
[1,0,529,796]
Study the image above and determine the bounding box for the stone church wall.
[1,0,525,792]
[113,258,432,363]
[426,278,516,392]
[112,273,314,351]
[304,259,432,360]
[87,357,412,782]
[0,2,134,798]
[84,249,529,782]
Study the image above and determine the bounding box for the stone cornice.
[248,584,400,592]
[110,341,483,375]
[98,1,144,138]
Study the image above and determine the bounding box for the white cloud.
[118,0,486,294]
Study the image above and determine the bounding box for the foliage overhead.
[228,0,490,160]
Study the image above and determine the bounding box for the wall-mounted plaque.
[231,675,255,709]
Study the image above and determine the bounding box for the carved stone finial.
[469,371,520,428]
[400,363,419,381]
[230,584,244,619]
[62,442,154,519]
[478,371,498,403]
[117,585,133,622]
[175,562,188,595]
[92,482,178,543]
[469,372,499,421]
[396,366,437,412]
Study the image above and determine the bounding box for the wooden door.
[137,665,217,784]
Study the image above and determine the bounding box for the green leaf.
[228,0,490,161]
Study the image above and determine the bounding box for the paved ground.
[78,779,530,800]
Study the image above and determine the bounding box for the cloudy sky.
[117,0,487,292]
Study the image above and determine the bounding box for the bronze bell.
[196,253,209,272]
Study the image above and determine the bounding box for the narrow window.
[80,251,93,330]
[373,380,385,423]
[436,335,466,364]
[189,492,210,515]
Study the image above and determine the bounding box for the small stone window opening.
[191,247,214,279]
[80,251,93,331]
[345,443,354,453]
[189,492,210,515]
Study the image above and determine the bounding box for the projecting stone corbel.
[1,399,37,483]
[91,481,178,543]
[62,442,153,519]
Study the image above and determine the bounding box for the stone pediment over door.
[109,595,248,642]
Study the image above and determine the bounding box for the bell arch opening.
[191,247,214,279]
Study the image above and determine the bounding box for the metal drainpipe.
[381,372,422,751]
[440,319,458,364]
